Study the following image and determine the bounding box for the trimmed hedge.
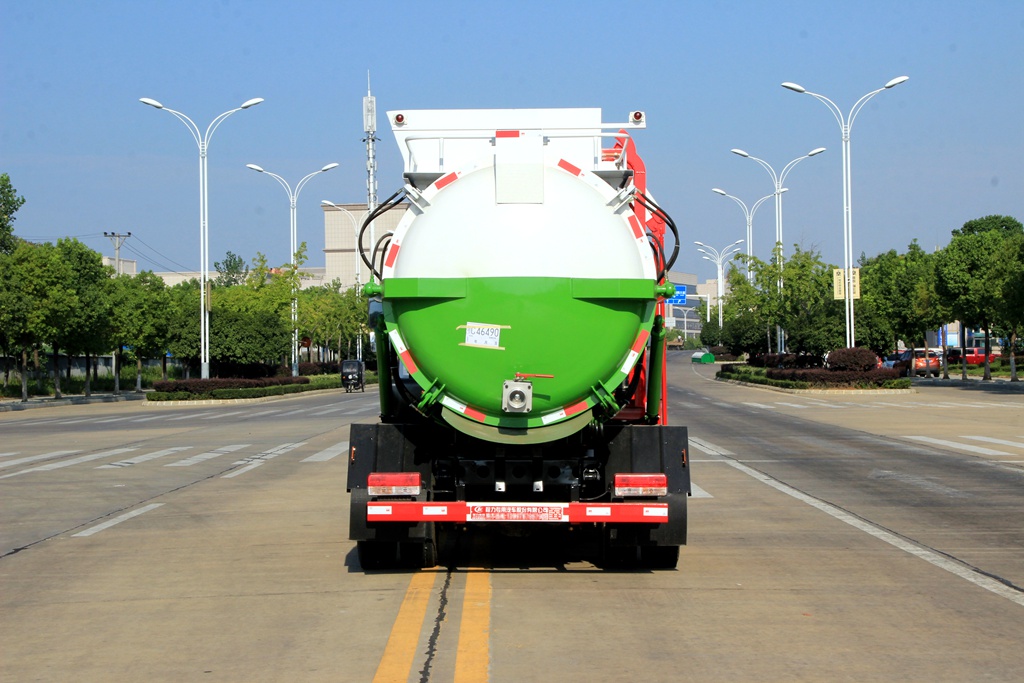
[749,353,825,369]
[720,363,910,390]
[152,376,309,394]
[825,347,879,372]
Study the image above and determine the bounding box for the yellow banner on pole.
[833,268,845,300]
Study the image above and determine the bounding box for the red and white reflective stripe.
[388,329,418,374]
[441,395,486,422]
[495,130,520,138]
[384,242,401,269]
[557,159,582,176]
[366,501,669,523]
[540,399,589,426]
[627,214,644,239]
[434,171,460,190]
[621,329,650,373]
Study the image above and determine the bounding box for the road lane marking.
[693,436,1024,608]
[962,436,1024,449]
[97,447,193,469]
[201,411,247,420]
[222,442,307,478]
[72,504,164,537]
[165,444,249,467]
[0,450,81,469]
[301,442,349,462]
[167,411,215,421]
[742,402,775,410]
[245,410,281,418]
[372,571,437,683]
[0,452,17,458]
[94,416,134,423]
[129,415,164,422]
[775,402,808,409]
[311,406,347,415]
[454,571,491,683]
[904,436,1008,456]
[0,448,137,478]
[690,483,713,498]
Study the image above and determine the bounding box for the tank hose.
[634,193,680,278]
[359,188,407,280]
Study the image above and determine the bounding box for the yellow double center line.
[372,570,492,683]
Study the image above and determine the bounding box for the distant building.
[322,201,409,289]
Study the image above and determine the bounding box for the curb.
[715,377,916,395]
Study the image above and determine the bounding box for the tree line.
[699,214,1024,381]
[0,173,369,401]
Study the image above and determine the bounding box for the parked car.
[893,348,941,377]
[947,346,997,365]
[881,352,902,369]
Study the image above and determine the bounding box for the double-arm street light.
[711,189,776,281]
[782,76,909,348]
[140,96,264,379]
[246,163,339,376]
[730,147,826,352]
[695,239,744,328]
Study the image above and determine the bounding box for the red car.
[948,346,998,365]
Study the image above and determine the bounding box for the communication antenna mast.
[363,73,378,262]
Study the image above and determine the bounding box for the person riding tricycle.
[341,359,365,393]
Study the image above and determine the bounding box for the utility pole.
[103,231,132,275]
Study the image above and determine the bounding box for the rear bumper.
[367,500,668,524]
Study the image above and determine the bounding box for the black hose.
[358,188,407,279]
[635,193,680,275]
[373,236,393,280]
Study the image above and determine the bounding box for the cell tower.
[363,73,378,261]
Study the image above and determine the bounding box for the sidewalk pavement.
[0,391,149,412]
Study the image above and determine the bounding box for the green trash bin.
[691,351,715,364]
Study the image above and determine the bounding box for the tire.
[641,545,680,569]
[357,540,400,570]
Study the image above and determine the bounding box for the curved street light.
[781,76,909,347]
[140,96,264,379]
[246,163,339,376]
[711,189,777,281]
[729,147,825,352]
[694,239,744,328]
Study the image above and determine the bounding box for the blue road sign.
[665,284,687,305]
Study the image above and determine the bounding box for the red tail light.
[367,472,421,496]
[613,473,668,497]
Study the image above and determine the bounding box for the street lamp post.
[729,147,826,352]
[782,76,909,347]
[711,189,776,281]
[694,239,744,329]
[140,96,264,379]
[321,200,369,361]
[246,163,339,376]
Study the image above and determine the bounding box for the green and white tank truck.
[347,108,690,569]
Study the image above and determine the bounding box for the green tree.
[54,239,114,396]
[993,232,1024,381]
[936,216,1023,380]
[214,250,250,288]
[0,242,77,400]
[165,280,201,378]
[0,173,26,255]
[777,246,843,355]
[108,272,169,393]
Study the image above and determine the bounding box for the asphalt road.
[2,358,1023,682]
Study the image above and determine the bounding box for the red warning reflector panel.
[365,501,669,523]
[613,473,668,497]
[367,472,422,497]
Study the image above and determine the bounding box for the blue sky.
[2,0,1022,284]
